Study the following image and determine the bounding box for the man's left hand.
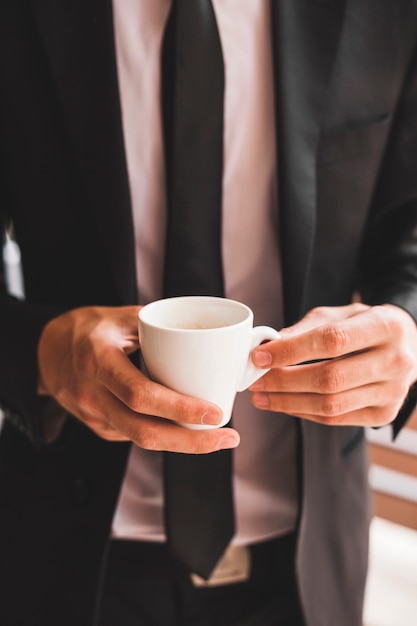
[250,303,417,427]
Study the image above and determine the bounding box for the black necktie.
[161,0,235,579]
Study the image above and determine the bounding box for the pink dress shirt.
[111,0,298,546]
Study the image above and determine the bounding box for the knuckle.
[173,398,195,424]
[396,349,415,375]
[385,349,415,381]
[127,382,154,413]
[321,324,348,355]
[190,437,212,455]
[387,317,405,341]
[375,305,404,338]
[134,428,159,451]
[306,306,327,319]
[351,302,369,314]
[320,394,343,418]
[319,364,344,393]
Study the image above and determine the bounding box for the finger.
[66,383,240,453]
[284,405,399,428]
[121,414,240,454]
[251,349,388,394]
[253,306,393,368]
[96,350,224,427]
[251,378,406,418]
[84,385,240,453]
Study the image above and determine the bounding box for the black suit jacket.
[1,1,417,625]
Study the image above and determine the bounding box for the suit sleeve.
[0,212,63,447]
[357,43,417,434]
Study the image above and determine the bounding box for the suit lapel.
[29,0,136,304]
[28,0,347,314]
[271,0,347,323]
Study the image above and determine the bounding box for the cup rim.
[138,295,253,332]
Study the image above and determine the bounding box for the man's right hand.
[37,306,240,453]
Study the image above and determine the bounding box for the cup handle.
[237,326,280,392]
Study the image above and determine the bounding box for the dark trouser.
[95,533,306,626]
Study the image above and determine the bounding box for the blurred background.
[364,411,417,626]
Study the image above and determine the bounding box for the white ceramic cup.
[138,296,280,429]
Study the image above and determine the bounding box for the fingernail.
[253,350,272,367]
[218,436,239,450]
[201,411,222,426]
[252,392,269,408]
